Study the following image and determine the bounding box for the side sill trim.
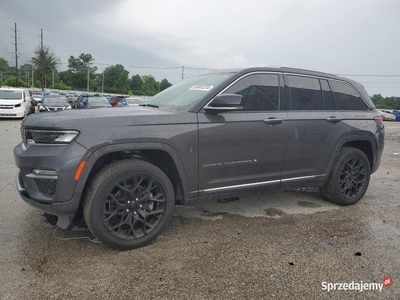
[197,175,320,193]
[201,179,280,193]
[281,175,316,182]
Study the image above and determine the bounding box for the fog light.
[32,169,57,176]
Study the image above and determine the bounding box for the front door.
[198,73,288,194]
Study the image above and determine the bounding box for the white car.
[0,87,34,118]
[377,109,396,121]
[125,97,145,106]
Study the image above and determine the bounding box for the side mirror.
[204,94,244,113]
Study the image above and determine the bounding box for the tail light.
[374,116,383,124]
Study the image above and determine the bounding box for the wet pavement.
[0,119,399,299]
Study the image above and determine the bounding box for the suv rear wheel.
[321,147,370,206]
[83,159,174,250]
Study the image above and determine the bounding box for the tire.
[321,147,370,206]
[83,159,175,250]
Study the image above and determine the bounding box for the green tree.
[31,46,59,90]
[0,57,10,74]
[130,74,143,95]
[159,78,172,91]
[54,80,72,90]
[3,76,28,87]
[103,64,130,94]
[66,53,98,90]
[142,75,159,96]
[0,58,13,85]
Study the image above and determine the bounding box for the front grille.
[0,105,13,109]
[0,113,17,116]
[34,179,57,197]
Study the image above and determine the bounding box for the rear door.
[281,75,348,182]
[198,73,288,194]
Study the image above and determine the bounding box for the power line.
[337,74,400,77]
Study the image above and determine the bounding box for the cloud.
[0,0,399,94]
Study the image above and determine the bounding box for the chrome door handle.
[264,118,284,125]
[326,117,342,123]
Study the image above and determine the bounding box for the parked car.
[109,95,126,107]
[0,87,34,118]
[85,96,112,108]
[31,92,43,105]
[377,109,396,121]
[124,97,145,106]
[390,110,400,121]
[39,95,71,112]
[14,67,384,250]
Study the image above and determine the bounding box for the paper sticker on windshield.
[189,85,214,91]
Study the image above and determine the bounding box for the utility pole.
[52,69,54,88]
[40,29,44,91]
[87,68,90,92]
[101,72,104,94]
[181,66,184,81]
[31,66,34,88]
[14,23,19,87]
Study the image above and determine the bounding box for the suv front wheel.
[321,147,371,206]
[83,159,175,250]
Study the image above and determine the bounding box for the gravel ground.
[0,119,399,299]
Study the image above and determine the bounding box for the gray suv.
[14,67,385,250]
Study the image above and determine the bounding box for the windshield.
[127,98,144,104]
[89,97,109,104]
[145,73,232,109]
[43,96,67,105]
[0,90,23,100]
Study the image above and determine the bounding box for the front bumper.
[0,106,25,118]
[16,171,82,228]
[14,140,88,228]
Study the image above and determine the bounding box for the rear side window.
[287,76,322,110]
[224,74,280,111]
[320,80,336,110]
[330,81,369,110]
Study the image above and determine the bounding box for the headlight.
[39,106,46,111]
[28,130,79,144]
[15,103,21,108]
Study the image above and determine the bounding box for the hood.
[0,99,23,105]
[42,103,69,108]
[22,106,196,130]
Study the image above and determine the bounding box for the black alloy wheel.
[102,175,166,240]
[83,159,175,250]
[339,157,367,199]
[321,147,371,206]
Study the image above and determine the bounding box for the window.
[224,74,280,111]
[288,76,322,110]
[330,81,368,110]
[320,80,336,110]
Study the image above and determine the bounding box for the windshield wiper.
[139,103,159,108]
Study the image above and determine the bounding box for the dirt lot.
[0,120,399,299]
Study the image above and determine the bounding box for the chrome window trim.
[283,72,371,109]
[203,71,282,110]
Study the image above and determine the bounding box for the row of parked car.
[33,92,146,112]
[0,86,148,118]
[377,109,400,121]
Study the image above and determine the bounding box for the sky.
[0,0,399,96]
